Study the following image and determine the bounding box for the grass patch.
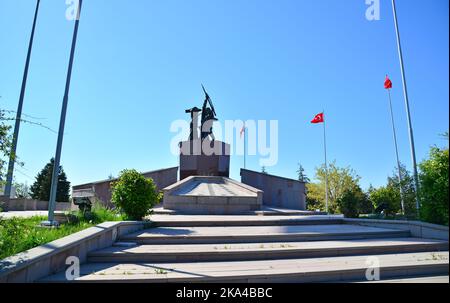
[0,216,95,260]
[0,203,125,260]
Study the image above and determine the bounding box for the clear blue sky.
[0,0,448,190]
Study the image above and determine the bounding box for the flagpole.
[387,88,406,215]
[3,0,41,199]
[323,111,329,213]
[391,0,420,212]
[244,123,247,170]
[44,0,83,226]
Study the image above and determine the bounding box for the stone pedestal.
[179,139,230,180]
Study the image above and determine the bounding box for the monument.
[163,86,262,214]
[179,86,230,180]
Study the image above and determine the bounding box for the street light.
[42,0,83,226]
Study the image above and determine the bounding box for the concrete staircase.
[42,216,449,283]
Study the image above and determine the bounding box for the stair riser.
[63,264,449,283]
[88,243,449,263]
[121,231,411,245]
[152,219,344,228]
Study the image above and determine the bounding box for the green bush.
[336,188,367,218]
[419,146,449,226]
[111,169,161,220]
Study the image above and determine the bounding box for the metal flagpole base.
[40,220,60,228]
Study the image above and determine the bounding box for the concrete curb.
[0,221,147,283]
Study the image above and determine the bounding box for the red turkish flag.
[384,75,393,89]
[311,113,324,124]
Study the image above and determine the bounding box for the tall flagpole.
[323,111,329,213]
[387,87,406,215]
[244,124,247,170]
[3,0,41,198]
[391,0,420,212]
[44,0,83,225]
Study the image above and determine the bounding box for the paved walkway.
[0,211,64,219]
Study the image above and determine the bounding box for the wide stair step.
[42,251,449,283]
[88,238,448,263]
[119,224,411,244]
[149,214,344,227]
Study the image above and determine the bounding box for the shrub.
[336,188,367,218]
[111,169,161,220]
[419,146,449,226]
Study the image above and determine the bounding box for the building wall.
[72,167,178,208]
[240,169,306,210]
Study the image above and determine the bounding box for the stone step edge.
[150,219,344,227]
[43,263,449,283]
[87,242,449,263]
[120,230,411,244]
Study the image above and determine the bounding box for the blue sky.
[0,0,448,190]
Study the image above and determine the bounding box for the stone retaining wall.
[0,198,74,212]
[0,221,147,283]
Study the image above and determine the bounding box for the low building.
[240,168,307,210]
[72,167,178,208]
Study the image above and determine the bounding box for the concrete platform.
[120,224,411,244]
[162,176,263,214]
[41,251,449,283]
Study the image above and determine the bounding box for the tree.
[336,187,368,218]
[296,163,310,183]
[368,185,399,217]
[386,164,417,217]
[111,169,161,220]
[0,109,12,181]
[14,182,31,199]
[29,158,70,202]
[419,146,449,226]
[306,161,362,213]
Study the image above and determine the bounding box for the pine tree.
[296,163,310,183]
[30,158,70,202]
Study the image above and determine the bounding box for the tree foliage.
[337,187,368,218]
[29,158,70,202]
[306,161,364,214]
[296,163,310,183]
[419,146,449,225]
[0,109,12,181]
[111,169,161,220]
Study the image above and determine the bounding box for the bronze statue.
[185,85,218,141]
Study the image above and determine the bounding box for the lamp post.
[391,0,421,212]
[43,0,83,226]
[3,0,41,199]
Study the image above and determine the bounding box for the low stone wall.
[344,218,449,241]
[0,198,74,212]
[241,169,306,210]
[0,221,147,283]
